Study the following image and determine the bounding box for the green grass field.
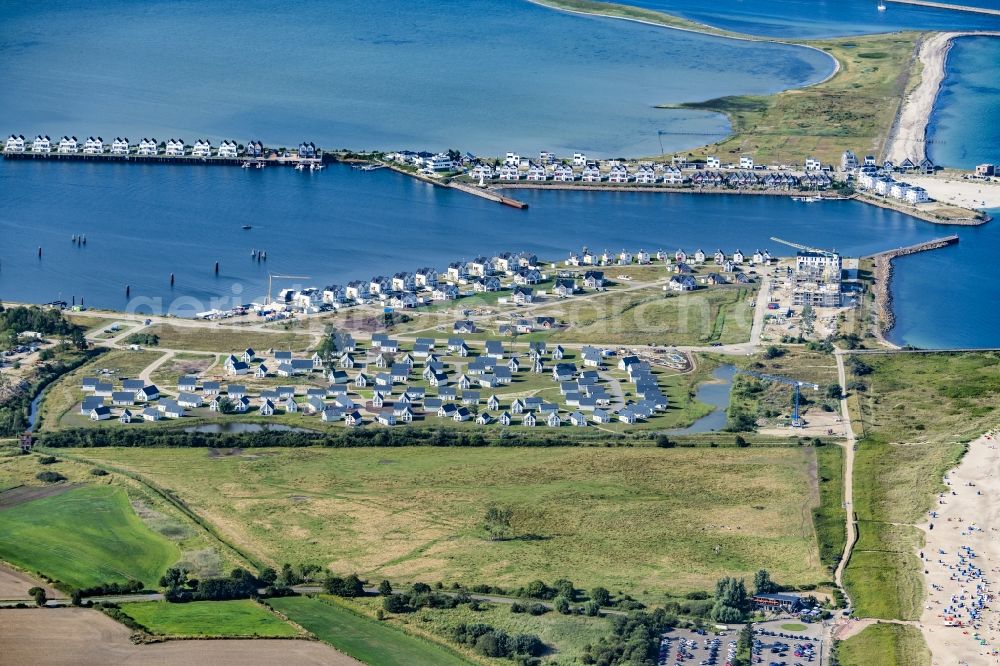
[121,599,300,637]
[142,323,313,353]
[844,352,994,620]
[0,485,179,589]
[837,623,930,666]
[537,285,755,346]
[71,446,828,597]
[269,595,472,666]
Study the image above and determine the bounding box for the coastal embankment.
[868,235,959,340]
[885,30,1000,165]
[917,431,1000,663]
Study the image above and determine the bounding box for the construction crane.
[266,273,311,305]
[736,369,819,428]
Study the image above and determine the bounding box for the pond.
[668,364,736,434]
[183,423,317,434]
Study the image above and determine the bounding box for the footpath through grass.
[121,599,299,637]
[0,485,178,589]
[844,352,999,621]
[269,595,472,666]
[837,623,930,666]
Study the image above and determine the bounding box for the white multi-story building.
[905,186,929,204]
[165,139,185,156]
[424,153,455,171]
[706,156,721,169]
[804,156,822,171]
[191,139,212,157]
[82,136,104,154]
[111,137,130,155]
[739,155,754,169]
[503,152,520,166]
[57,136,79,153]
[572,152,587,166]
[841,150,858,172]
[218,140,239,158]
[5,134,26,152]
[137,138,158,156]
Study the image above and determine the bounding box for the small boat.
[792,195,822,203]
[310,163,324,171]
[241,161,252,169]
[877,1,886,10]
[294,163,306,171]
[255,162,265,169]
[242,224,252,230]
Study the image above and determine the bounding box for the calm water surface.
[927,37,1000,169]
[620,0,1000,38]
[2,159,989,348]
[0,0,834,157]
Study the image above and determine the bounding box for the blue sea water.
[0,159,967,319]
[618,0,1000,38]
[0,0,834,158]
[927,36,1000,169]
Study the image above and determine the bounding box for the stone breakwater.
[870,235,960,339]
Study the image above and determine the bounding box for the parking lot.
[658,629,735,666]
[657,624,824,666]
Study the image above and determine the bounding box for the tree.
[590,586,611,607]
[324,573,365,597]
[483,504,514,541]
[826,383,843,399]
[654,434,674,448]
[378,579,393,596]
[159,567,188,589]
[259,567,277,587]
[28,587,47,606]
[753,569,776,595]
[584,600,601,616]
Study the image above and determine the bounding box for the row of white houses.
[4,135,312,159]
[856,171,930,204]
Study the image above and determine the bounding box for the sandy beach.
[907,174,1000,210]
[917,431,1000,665]
[885,31,1000,166]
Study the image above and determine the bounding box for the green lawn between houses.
[0,485,178,589]
[120,599,300,637]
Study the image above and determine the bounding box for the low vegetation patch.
[836,622,930,666]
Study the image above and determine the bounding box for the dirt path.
[833,351,858,607]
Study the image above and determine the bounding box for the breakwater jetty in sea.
[885,0,1000,16]
[869,235,959,339]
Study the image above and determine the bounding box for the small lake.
[669,364,736,434]
[184,423,316,434]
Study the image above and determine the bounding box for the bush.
[554,596,571,614]
[90,468,108,476]
[527,603,548,616]
[510,601,526,614]
[37,455,59,465]
[36,471,66,483]
[452,623,546,659]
